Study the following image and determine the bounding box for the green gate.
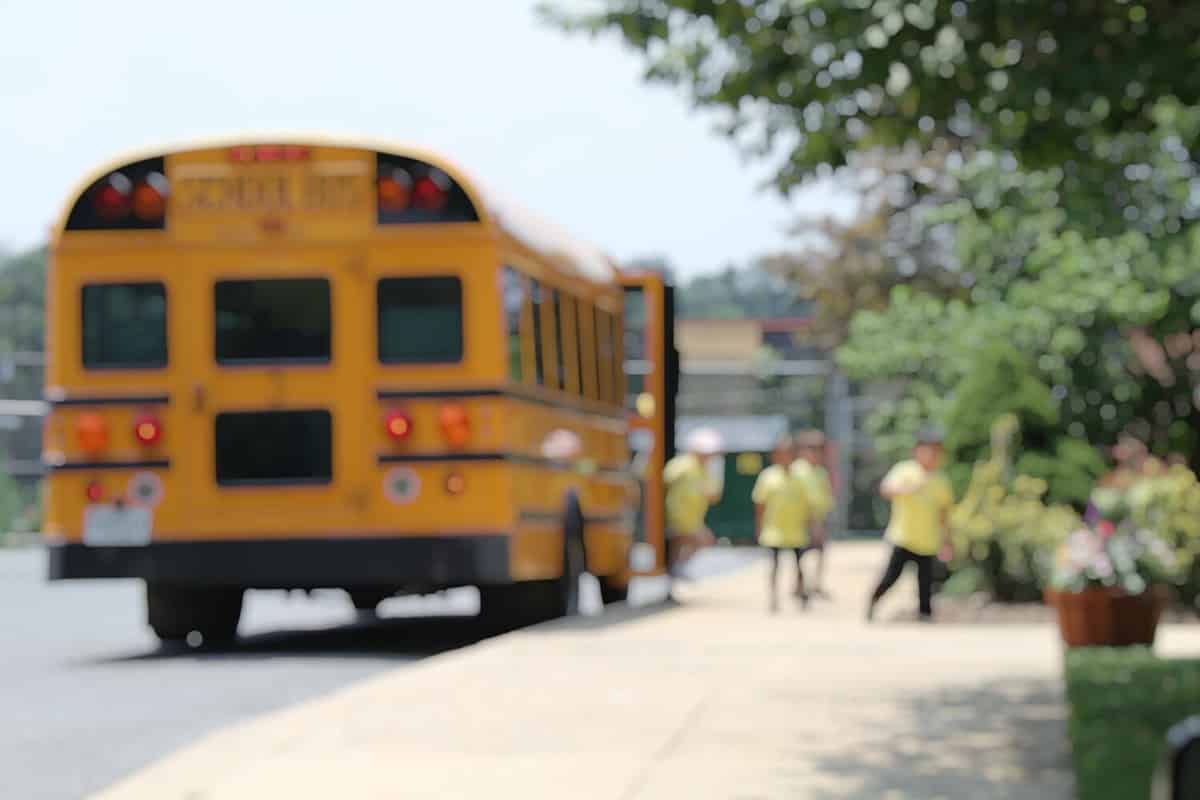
[706,450,770,545]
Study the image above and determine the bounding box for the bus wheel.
[146,583,243,646]
[598,578,629,605]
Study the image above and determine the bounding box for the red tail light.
[76,413,109,454]
[85,480,105,503]
[384,410,413,441]
[438,405,470,448]
[93,175,132,220]
[133,414,163,446]
[412,176,447,212]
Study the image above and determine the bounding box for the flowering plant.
[1050,519,1176,595]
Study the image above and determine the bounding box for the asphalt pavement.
[1,545,758,800]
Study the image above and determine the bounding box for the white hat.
[685,427,723,455]
[541,429,583,461]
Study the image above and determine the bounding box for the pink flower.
[1097,520,1115,539]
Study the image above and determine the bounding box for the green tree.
[542,1,1200,221]
[0,246,47,530]
[677,263,808,319]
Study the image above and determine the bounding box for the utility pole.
[824,366,853,536]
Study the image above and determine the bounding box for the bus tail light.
[76,413,109,454]
[85,480,105,503]
[437,405,471,448]
[384,410,413,441]
[133,414,163,446]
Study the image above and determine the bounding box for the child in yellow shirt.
[867,430,954,622]
[664,428,723,578]
[753,435,812,612]
[792,429,834,598]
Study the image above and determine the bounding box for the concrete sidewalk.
[93,542,1200,799]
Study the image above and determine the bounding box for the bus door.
[620,273,679,575]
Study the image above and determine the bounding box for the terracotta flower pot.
[1044,585,1167,648]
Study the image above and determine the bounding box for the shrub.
[1066,648,1200,800]
[1124,463,1200,614]
[947,414,1081,601]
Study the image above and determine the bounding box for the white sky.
[0,0,850,277]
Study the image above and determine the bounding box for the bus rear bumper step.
[46,535,511,589]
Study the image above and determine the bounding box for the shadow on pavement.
[794,677,1075,800]
[84,613,506,665]
[84,598,684,664]
[525,597,682,635]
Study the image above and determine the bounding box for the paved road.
[1,545,757,800]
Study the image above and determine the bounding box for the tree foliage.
[676,263,808,319]
[542,1,1200,216]
[837,141,1200,495]
[760,144,965,341]
[0,246,46,530]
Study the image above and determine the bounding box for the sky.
[0,1,851,277]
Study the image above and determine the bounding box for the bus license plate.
[83,505,152,547]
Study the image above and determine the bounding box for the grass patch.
[1066,647,1200,800]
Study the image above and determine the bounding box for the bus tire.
[479,582,549,627]
[599,578,629,605]
[146,583,243,645]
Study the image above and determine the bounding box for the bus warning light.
[377,172,412,212]
[93,175,132,220]
[85,480,105,504]
[131,174,167,222]
[412,176,448,212]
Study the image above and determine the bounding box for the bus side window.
[550,289,566,392]
[530,279,546,386]
[560,294,580,395]
[577,300,597,400]
[595,308,613,406]
[501,267,524,382]
[611,310,625,409]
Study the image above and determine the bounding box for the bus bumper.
[46,536,512,589]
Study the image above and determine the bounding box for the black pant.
[871,545,933,617]
[767,547,806,590]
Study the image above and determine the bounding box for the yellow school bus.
[42,135,677,643]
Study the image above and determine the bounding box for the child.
[792,429,834,598]
[866,430,954,622]
[753,434,812,612]
[664,427,724,579]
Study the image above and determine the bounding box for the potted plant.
[1045,520,1175,647]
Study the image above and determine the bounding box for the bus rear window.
[215,410,332,485]
[81,283,167,369]
[377,277,462,363]
[215,278,331,364]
